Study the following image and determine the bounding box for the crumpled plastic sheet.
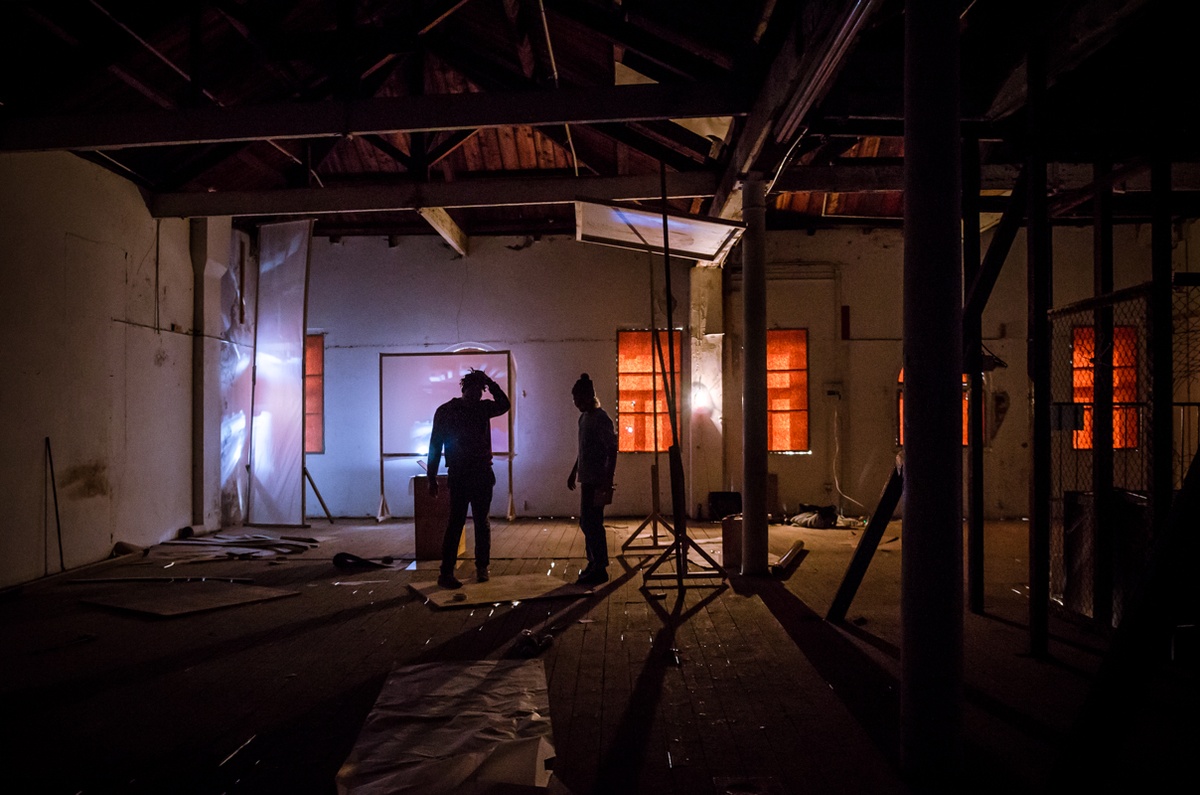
[336,659,556,795]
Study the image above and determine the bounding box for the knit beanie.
[572,373,595,400]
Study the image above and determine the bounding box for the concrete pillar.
[689,264,725,516]
[189,217,231,531]
[741,175,769,575]
[901,0,963,785]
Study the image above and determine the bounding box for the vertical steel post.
[741,175,769,575]
[902,0,963,782]
[1151,155,1174,539]
[1092,160,1115,629]
[963,136,985,614]
[1027,26,1052,660]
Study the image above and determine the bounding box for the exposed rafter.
[710,0,884,222]
[0,82,748,152]
[151,171,719,218]
[418,206,469,255]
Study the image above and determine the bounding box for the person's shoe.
[578,568,609,586]
[574,565,594,584]
[437,572,462,589]
[476,566,490,583]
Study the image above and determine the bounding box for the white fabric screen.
[380,351,511,457]
[247,220,312,525]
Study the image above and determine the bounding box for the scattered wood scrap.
[157,533,318,559]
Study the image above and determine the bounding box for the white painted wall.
[0,152,195,588]
[4,150,1192,587]
[303,234,692,520]
[723,223,1162,521]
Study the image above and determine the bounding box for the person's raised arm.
[484,376,511,417]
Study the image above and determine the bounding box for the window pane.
[1114,406,1139,448]
[305,334,324,454]
[1071,325,1139,450]
[617,330,681,452]
[767,329,808,451]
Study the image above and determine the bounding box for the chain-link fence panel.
[1045,277,1200,629]
[1049,288,1152,626]
[1173,277,1200,489]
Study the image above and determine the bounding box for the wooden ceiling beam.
[363,134,416,171]
[543,0,729,82]
[501,0,539,80]
[151,170,719,218]
[0,82,748,152]
[427,129,480,167]
[710,0,884,222]
[417,206,469,255]
[986,0,1154,120]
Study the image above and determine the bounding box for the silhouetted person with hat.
[427,368,510,589]
[567,373,617,585]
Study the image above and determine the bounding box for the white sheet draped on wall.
[219,231,258,526]
[247,220,313,526]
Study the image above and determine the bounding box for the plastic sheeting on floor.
[336,659,556,795]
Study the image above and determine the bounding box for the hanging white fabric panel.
[247,220,312,526]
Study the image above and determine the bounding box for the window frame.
[305,333,325,454]
[766,328,810,453]
[616,329,682,453]
[1070,324,1139,450]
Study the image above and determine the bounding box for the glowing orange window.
[305,334,325,454]
[897,368,970,446]
[768,329,809,451]
[1072,326,1138,450]
[617,330,681,452]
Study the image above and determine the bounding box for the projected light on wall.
[574,199,745,262]
[380,351,512,457]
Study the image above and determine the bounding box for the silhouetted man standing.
[427,369,510,589]
[567,373,617,585]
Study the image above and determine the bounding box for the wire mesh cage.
[1047,277,1200,628]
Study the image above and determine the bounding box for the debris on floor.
[337,660,557,795]
[154,533,320,560]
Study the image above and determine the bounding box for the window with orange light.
[305,334,325,454]
[768,329,809,451]
[1071,325,1138,450]
[897,368,971,446]
[617,330,681,452]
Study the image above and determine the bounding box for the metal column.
[1151,155,1174,538]
[1092,160,1115,629]
[963,136,985,614]
[901,0,963,782]
[741,175,769,575]
[1026,27,1053,660]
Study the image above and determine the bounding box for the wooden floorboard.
[0,516,1135,794]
